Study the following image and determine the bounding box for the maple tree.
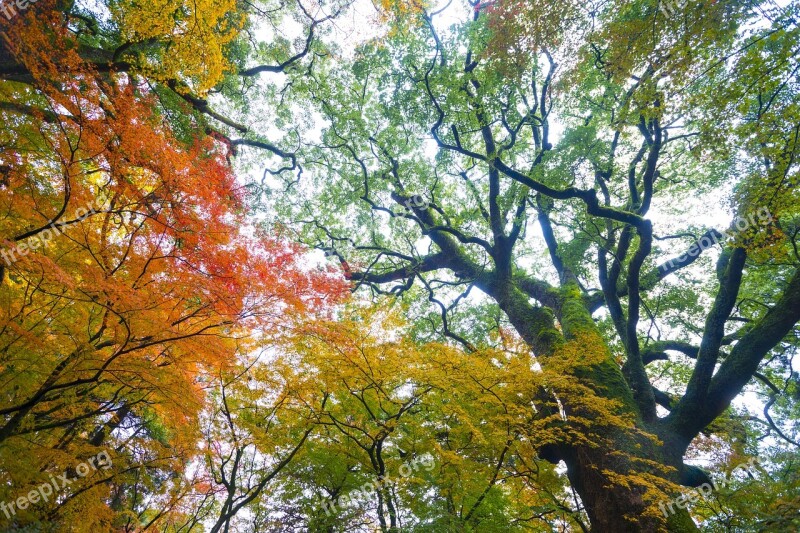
[0,2,346,530]
[233,302,595,531]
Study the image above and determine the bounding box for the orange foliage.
[0,9,346,528]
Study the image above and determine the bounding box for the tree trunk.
[564,444,699,532]
[493,281,702,532]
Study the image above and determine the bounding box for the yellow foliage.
[111,0,244,93]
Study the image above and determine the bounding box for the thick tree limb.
[668,266,800,444]
[678,248,747,416]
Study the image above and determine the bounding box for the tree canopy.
[0,0,798,531]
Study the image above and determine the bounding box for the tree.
[259,302,586,532]
[0,4,346,529]
[258,0,800,530]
